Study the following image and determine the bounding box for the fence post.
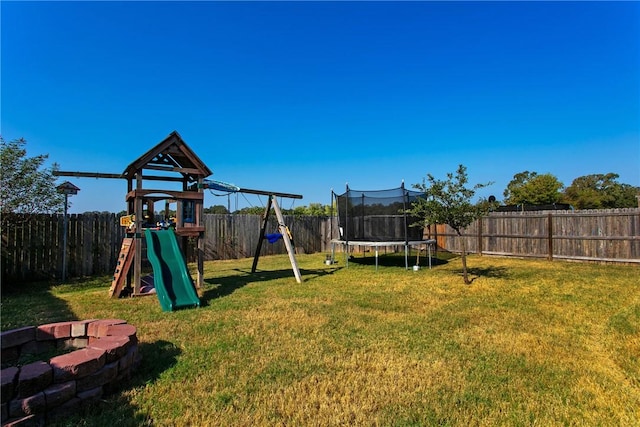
[477,217,483,256]
[547,213,553,261]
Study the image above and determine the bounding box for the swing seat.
[266,233,283,243]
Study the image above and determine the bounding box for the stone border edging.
[1,319,140,426]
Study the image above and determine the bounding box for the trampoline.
[331,183,436,270]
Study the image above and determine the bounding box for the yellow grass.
[2,253,638,426]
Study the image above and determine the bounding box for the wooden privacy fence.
[1,214,126,282]
[434,208,640,264]
[1,214,338,282]
[200,214,337,260]
[3,209,638,282]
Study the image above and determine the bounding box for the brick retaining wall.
[1,319,140,426]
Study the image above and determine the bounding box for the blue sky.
[2,1,639,214]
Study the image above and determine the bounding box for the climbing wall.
[109,237,135,298]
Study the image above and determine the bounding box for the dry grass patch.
[2,253,638,426]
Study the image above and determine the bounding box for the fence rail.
[1,214,127,282]
[434,208,640,264]
[2,209,638,283]
[1,214,337,283]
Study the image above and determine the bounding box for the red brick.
[70,337,89,349]
[16,362,52,399]
[76,361,118,392]
[1,367,19,403]
[19,340,38,356]
[36,322,71,341]
[58,337,89,351]
[46,397,81,422]
[77,386,103,402]
[88,336,130,362]
[86,319,126,337]
[103,369,131,395]
[36,341,55,355]
[102,324,137,343]
[70,320,96,338]
[1,327,35,349]
[56,339,75,351]
[50,348,106,383]
[2,414,45,426]
[1,347,20,364]
[118,344,138,372]
[8,392,46,418]
[133,345,142,367]
[43,381,76,410]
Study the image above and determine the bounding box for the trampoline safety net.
[333,184,426,242]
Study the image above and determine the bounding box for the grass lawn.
[2,252,639,426]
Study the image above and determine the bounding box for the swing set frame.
[201,180,303,283]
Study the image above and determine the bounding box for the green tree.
[233,203,333,216]
[234,206,266,215]
[1,137,65,216]
[562,173,639,209]
[290,203,332,216]
[204,204,230,214]
[410,165,495,284]
[503,171,564,206]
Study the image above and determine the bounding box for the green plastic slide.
[144,228,200,312]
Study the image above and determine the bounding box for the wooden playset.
[55,131,303,311]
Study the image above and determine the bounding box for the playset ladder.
[252,195,302,283]
[109,237,135,298]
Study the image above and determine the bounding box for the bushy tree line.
[212,203,333,216]
[2,138,638,219]
[502,171,638,209]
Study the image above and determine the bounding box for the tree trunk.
[457,229,471,284]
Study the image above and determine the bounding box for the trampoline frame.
[330,239,436,271]
[331,182,434,270]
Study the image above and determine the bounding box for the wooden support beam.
[238,187,303,199]
[54,171,123,179]
[54,172,303,199]
[272,196,303,283]
[138,175,188,182]
[144,165,203,175]
[125,189,204,201]
[252,196,273,274]
[134,176,143,295]
[55,170,188,183]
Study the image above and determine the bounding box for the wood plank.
[126,189,204,201]
[272,197,302,283]
[144,164,203,175]
[55,214,64,279]
[54,171,123,179]
[68,214,78,278]
[109,237,135,298]
[83,214,94,276]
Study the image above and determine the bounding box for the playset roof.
[122,130,213,183]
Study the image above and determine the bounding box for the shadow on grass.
[134,339,182,386]
[346,253,450,268]
[49,339,182,427]
[0,281,80,331]
[454,266,511,283]
[200,267,340,306]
